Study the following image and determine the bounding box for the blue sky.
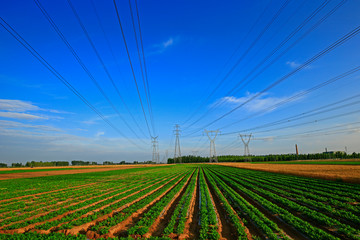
[1,0,360,163]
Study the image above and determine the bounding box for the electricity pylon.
[162,150,168,164]
[151,136,159,164]
[174,124,182,163]
[239,133,252,156]
[204,129,219,162]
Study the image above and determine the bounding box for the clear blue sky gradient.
[1,0,360,163]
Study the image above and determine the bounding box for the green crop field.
[0,164,359,240]
[251,160,360,165]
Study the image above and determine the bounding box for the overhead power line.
[181,0,274,126]
[0,17,145,150]
[184,0,345,130]
[112,0,154,138]
[198,23,360,131]
[220,94,360,136]
[220,64,360,130]
[183,0,292,130]
[129,0,156,135]
[34,0,147,143]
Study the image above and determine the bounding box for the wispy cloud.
[0,120,61,132]
[95,131,105,138]
[0,99,40,112]
[286,61,301,68]
[0,99,67,121]
[217,92,304,113]
[149,36,179,55]
[0,112,47,120]
[163,38,174,48]
[286,61,312,69]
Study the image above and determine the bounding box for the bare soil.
[107,174,188,239]
[179,171,199,240]
[146,172,194,238]
[0,165,152,180]
[218,162,360,183]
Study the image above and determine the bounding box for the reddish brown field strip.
[218,162,360,183]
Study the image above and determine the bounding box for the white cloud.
[0,120,61,132]
[0,112,47,120]
[95,131,105,138]
[0,99,40,112]
[218,92,304,113]
[0,99,67,121]
[149,36,179,55]
[163,38,174,48]
[286,61,301,68]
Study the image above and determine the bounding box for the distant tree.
[0,163,7,168]
[12,163,23,167]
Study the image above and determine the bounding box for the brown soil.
[0,186,115,223]
[0,182,101,204]
[204,172,251,240]
[179,170,199,240]
[106,174,188,238]
[0,165,146,180]
[63,174,180,237]
[217,173,309,240]
[145,171,195,238]
[0,183,140,233]
[218,162,360,184]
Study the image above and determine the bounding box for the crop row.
[207,165,360,240]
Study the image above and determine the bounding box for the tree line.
[167,152,360,164]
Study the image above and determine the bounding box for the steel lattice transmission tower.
[151,136,159,164]
[239,133,252,156]
[174,124,182,163]
[204,129,220,162]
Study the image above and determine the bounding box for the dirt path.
[0,182,142,234]
[218,162,360,184]
[145,171,195,238]
[0,182,100,204]
[106,174,189,238]
[204,171,250,240]
[180,172,199,240]
[215,171,308,240]
[0,166,143,180]
[63,173,181,237]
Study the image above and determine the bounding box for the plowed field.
[0,164,359,240]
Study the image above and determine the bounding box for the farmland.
[0,164,360,240]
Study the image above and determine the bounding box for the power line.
[112,0,154,138]
[220,64,360,130]
[183,0,292,130]
[128,0,156,135]
[88,0,148,139]
[184,0,343,130]
[0,17,145,150]
[219,92,360,136]
[34,0,147,144]
[198,23,360,131]
[181,0,274,126]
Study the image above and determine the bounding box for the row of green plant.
[210,166,345,240]
[127,170,195,236]
[217,168,360,240]
[204,168,248,240]
[2,169,180,230]
[225,169,360,225]
[163,168,198,236]
[90,170,193,236]
[204,167,287,240]
[36,171,180,231]
[198,169,219,240]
